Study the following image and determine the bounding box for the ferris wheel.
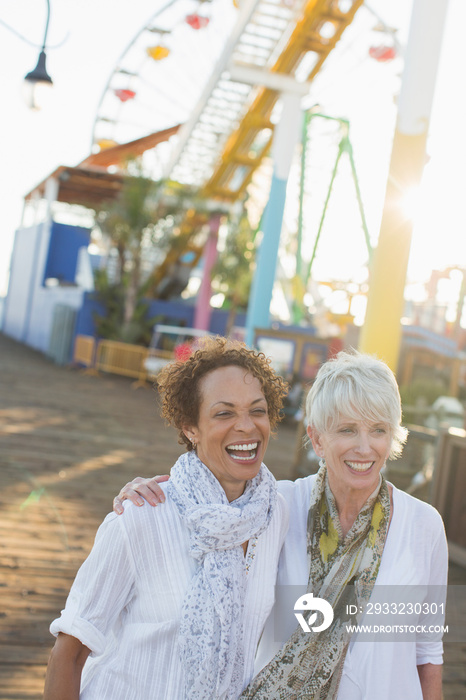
[91,0,237,179]
[91,0,401,197]
[89,0,404,314]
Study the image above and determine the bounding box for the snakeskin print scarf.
[241,463,390,699]
[167,450,277,699]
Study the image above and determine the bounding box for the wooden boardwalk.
[0,332,465,699]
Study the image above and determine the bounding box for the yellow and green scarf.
[241,464,390,699]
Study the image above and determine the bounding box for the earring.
[191,439,197,449]
[319,457,326,469]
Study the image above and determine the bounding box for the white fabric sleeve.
[277,492,290,548]
[416,510,448,666]
[276,479,296,506]
[50,512,136,657]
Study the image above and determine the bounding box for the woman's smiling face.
[309,415,392,503]
[183,365,271,501]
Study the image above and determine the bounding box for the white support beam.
[227,64,310,96]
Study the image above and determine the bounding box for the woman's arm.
[417,663,443,700]
[113,473,302,514]
[43,633,91,700]
[113,475,169,513]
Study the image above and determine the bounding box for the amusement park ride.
[92,0,365,192]
[89,0,370,303]
[23,0,410,330]
[5,0,455,412]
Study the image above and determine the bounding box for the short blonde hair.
[306,351,408,459]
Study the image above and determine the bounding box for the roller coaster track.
[149,0,365,293]
[169,0,365,198]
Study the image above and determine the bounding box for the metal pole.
[292,111,310,324]
[359,0,451,371]
[245,92,302,346]
[346,139,372,262]
[193,214,221,331]
[42,0,51,50]
[305,142,344,285]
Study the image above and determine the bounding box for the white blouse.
[255,476,448,700]
[50,485,289,699]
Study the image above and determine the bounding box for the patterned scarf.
[241,464,390,699]
[167,450,277,699]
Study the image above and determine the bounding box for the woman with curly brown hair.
[44,337,289,700]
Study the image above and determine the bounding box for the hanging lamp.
[23,0,53,109]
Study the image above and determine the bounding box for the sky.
[1,0,465,304]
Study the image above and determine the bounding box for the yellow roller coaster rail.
[202,0,364,201]
[148,0,364,297]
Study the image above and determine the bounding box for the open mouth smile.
[345,461,374,473]
[226,442,259,461]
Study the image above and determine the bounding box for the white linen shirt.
[255,475,448,700]
[50,484,289,699]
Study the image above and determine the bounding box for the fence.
[71,327,209,385]
[47,304,77,365]
[73,334,96,370]
[94,340,149,386]
[432,428,466,566]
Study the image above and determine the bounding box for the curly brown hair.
[156,336,289,450]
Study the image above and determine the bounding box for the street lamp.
[23,0,53,109]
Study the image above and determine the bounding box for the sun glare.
[400,186,422,223]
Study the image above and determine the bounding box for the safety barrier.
[71,335,177,386]
[73,334,96,370]
[95,339,149,386]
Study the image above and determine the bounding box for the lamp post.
[23,0,53,109]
